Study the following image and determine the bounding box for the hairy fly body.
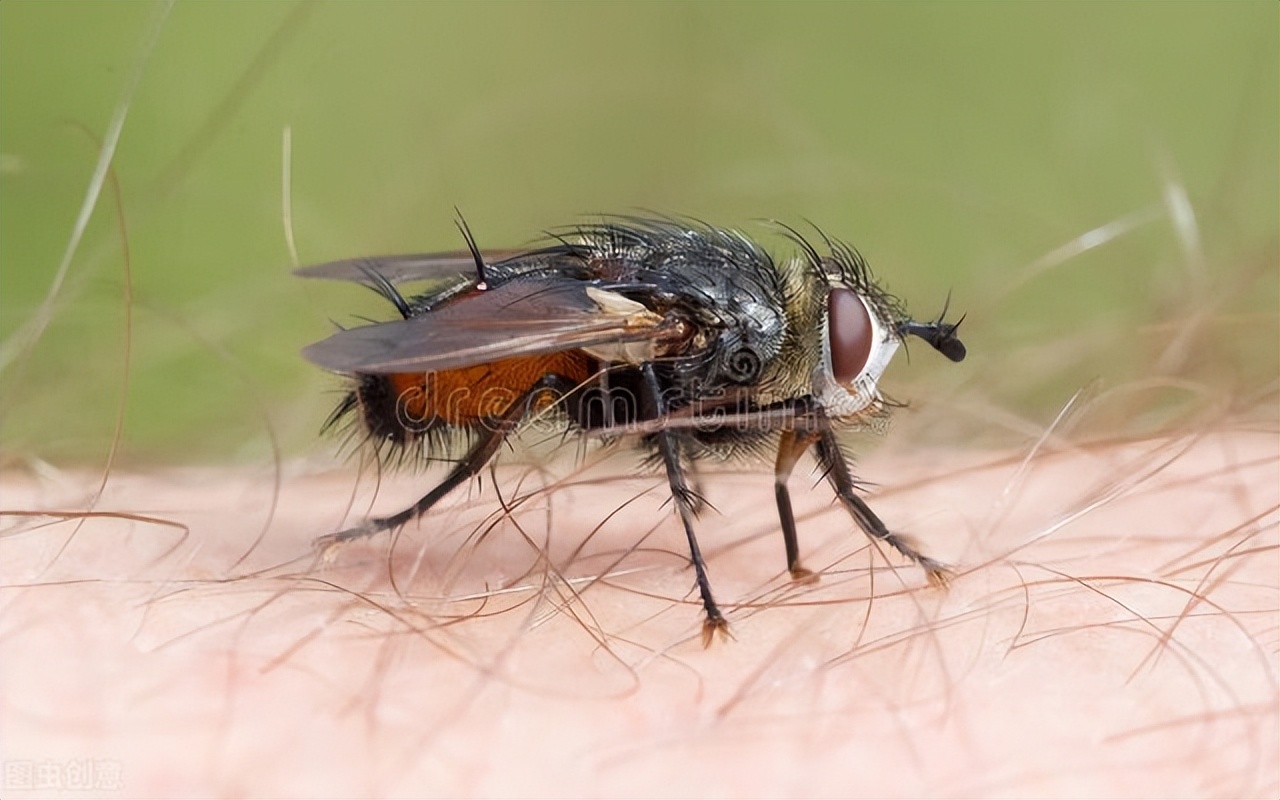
[299,216,966,644]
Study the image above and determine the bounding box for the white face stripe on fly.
[814,287,900,419]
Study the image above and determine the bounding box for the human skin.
[1,421,1276,797]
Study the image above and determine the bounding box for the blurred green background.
[1,1,1275,464]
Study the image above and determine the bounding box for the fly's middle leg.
[641,364,729,646]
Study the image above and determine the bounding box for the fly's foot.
[700,613,732,648]
[882,530,953,588]
[921,557,954,588]
[789,565,819,586]
[315,520,384,561]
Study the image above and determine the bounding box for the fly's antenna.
[898,292,967,363]
[454,208,490,290]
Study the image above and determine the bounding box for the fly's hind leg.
[317,375,575,556]
[641,364,729,646]
[813,425,951,586]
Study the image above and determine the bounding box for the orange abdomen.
[383,351,595,427]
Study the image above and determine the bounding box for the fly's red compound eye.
[827,287,874,384]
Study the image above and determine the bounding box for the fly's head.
[814,281,901,419]
[789,228,967,421]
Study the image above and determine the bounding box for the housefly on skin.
[298,215,966,645]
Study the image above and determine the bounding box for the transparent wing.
[301,278,669,374]
[294,245,577,285]
[295,252,493,285]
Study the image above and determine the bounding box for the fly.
[298,215,966,644]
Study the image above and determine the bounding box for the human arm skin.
[2,425,1276,798]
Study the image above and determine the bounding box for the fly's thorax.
[748,256,826,404]
[638,252,793,396]
[706,295,787,387]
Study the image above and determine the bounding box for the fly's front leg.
[814,426,951,586]
[774,428,821,583]
[641,364,728,646]
[317,375,574,555]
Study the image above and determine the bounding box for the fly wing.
[296,252,498,285]
[294,245,581,285]
[302,278,669,374]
